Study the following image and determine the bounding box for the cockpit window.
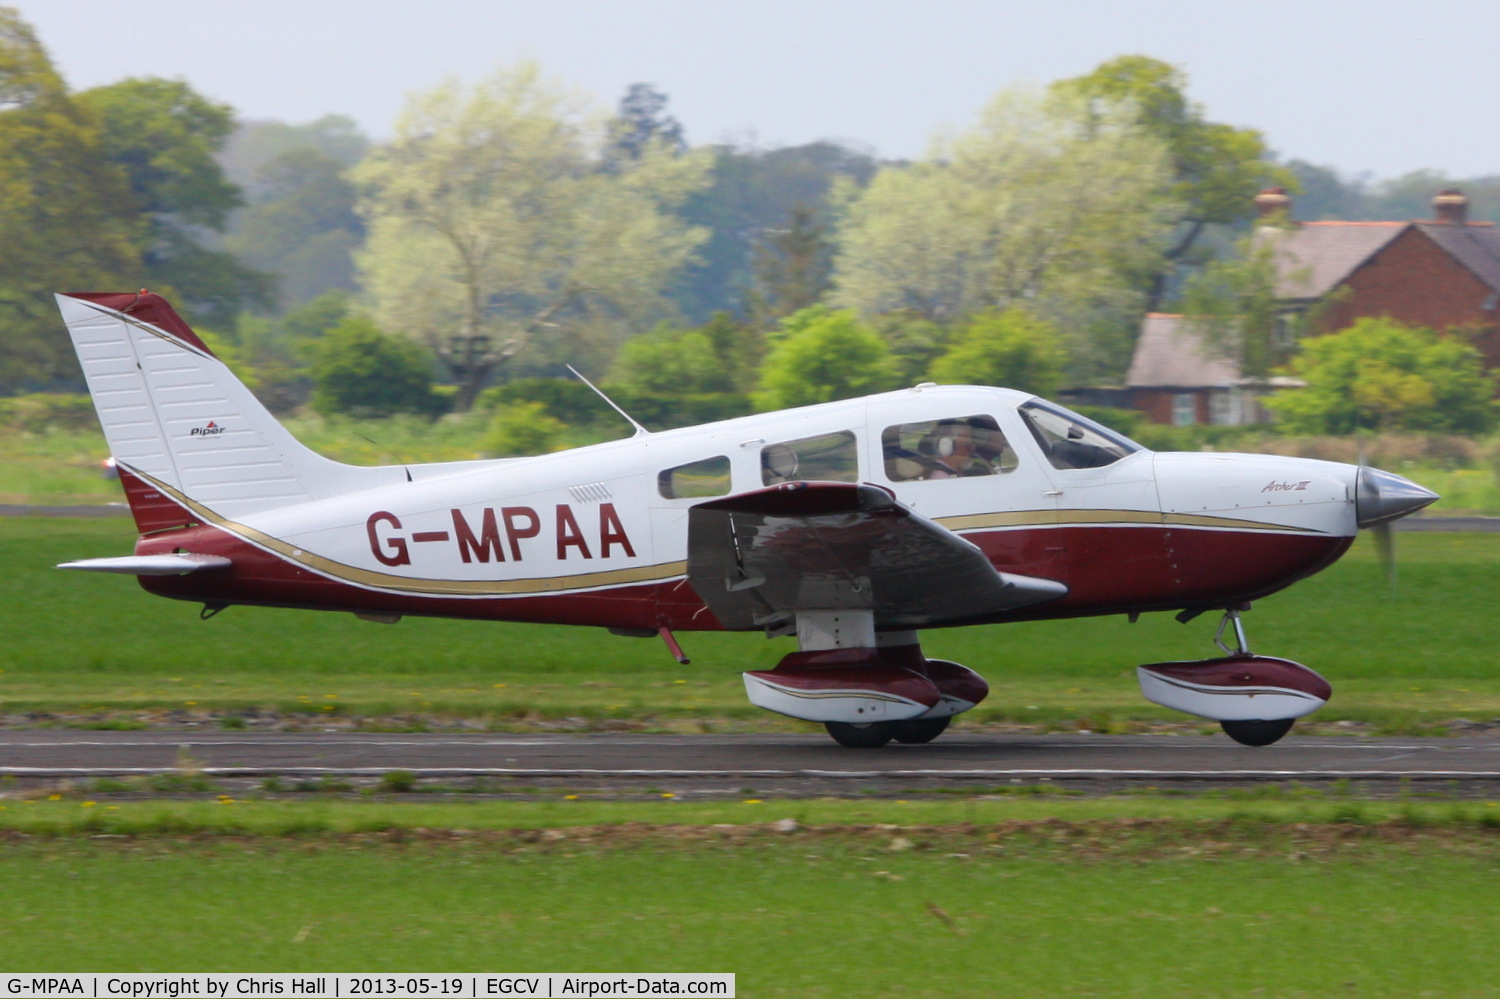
[882,415,1017,482]
[658,455,731,499]
[1018,401,1141,470]
[761,431,858,485]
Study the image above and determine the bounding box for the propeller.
[1354,463,1440,592]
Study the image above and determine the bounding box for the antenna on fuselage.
[566,364,650,437]
[356,433,412,482]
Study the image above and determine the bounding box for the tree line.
[0,7,1493,440]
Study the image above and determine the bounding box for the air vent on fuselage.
[568,482,612,504]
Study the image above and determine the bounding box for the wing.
[685,481,1066,631]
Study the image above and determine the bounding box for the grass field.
[3,797,1499,993]
[0,517,1496,730]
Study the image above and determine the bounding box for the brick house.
[1124,313,1299,427]
[1123,188,1500,425]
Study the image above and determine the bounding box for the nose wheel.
[1220,718,1296,747]
[823,721,897,748]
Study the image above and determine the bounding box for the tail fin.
[57,292,404,531]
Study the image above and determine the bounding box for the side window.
[882,415,1016,482]
[658,456,731,499]
[761,431,858,485]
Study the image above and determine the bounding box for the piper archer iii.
[54,292,1439,748]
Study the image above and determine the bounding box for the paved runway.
[3,731,1498,786]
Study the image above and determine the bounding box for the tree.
[832,87,1179,384]
[751,204,833,322]
[0,8,141,390]
[1052,55,1291,311]
[218,114,369,189]
[75,77,272,326]
[225,146,364,307]
[674,140,876,322]
[755,308,897,410]
[1178,227,1304,380]
[928,309,1066,397]
[354,62,712,410]
[1265,318,1495,434]
[309,316,445,418]
[605,83,684,164]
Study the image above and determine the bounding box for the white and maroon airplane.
[55,291,1438,748]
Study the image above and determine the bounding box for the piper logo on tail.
[190,421,225,437]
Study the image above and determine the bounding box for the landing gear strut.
[1213,607,1298,748]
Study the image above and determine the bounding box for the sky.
[24,0,1500,181]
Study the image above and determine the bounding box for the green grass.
[2,518,1498,727]
[1,801,1499,993]
[6,793,1500,835]
[0,416,618,505]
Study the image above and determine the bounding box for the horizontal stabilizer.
[57,554,233,576]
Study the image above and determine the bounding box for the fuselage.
[130,385,1366,632]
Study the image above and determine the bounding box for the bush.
[486,401,567,457]
[1266,318,1497,435]
[756,308,898,410]
[309,317,447,418]
[928,309,1066,397]
[477,378,601,424]
[608,328,734,396]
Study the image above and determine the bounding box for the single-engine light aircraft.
[54,292,1438,748]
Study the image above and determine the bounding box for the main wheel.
[1221,718,1295,747]
[892,716,952,744]
[824,721,897,748]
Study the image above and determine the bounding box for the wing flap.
[686,482,1065,630]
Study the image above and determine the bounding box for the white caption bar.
[0,977,733,999]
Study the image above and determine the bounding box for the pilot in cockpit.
[919,420,1007,478]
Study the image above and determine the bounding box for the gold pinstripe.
[124,466,687,597]
[937,509,1324,534]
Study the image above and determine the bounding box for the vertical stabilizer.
[57,292,404,528]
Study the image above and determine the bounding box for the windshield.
[1018,400,1142,470]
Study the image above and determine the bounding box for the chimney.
[1254,186,1292,220]
[1433,189,1469,224]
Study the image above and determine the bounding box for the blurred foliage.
[224,147,363,309]
[673,141,876,323]
[309,316,446,418]
[0,392,98,432]
[1267,318,1496,435]
[833,87,1178,386]
[929,309,1067,397]
[0,9,141,391]
[75,76,272,327]
[1052,56,1290,251]
[755,307,897,410]
[485,401,567,457]
[608,327,735,396]
[355,62,711,411]
[1283,160,1500,224]
[749,204,834,323]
